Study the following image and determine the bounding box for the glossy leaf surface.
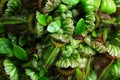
[47,20,61,33]
[0,38,13,54]
[101,0,116,14]
[36,11,47,26]
[13,44,28,60]
[75,18,85,35]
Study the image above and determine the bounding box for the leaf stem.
[85,57,91,78]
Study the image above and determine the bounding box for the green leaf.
[47,15,53,24]
[36,11,47,26]
[55,52,81,68]
[111,61,120,78]
[103,28,108,42]
[70,39,81,48]
[85,57,91,77]
[106,43,120,58]
[81,0,95,12]
[92,31,97,37]
[100,0,116,14]
[25,69,39,80]
[46,47,59,67]
[58,4,68,13]
[79,44,95,56]
[4,59,18,80]
[39,68,45,77]
[0,17,26,24]
[62,18,74,35]
[0,38,13,54]
[13,44,28,60]
[75,18,85,35]
[101,18,116,24]
[61,45,74,57]
[94,0,101,11]
[62,0,80,6]
[40,76,49,80]
[47,20,61,33]
[76,68,84,80]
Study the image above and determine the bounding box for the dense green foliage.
[0,0,120,80]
